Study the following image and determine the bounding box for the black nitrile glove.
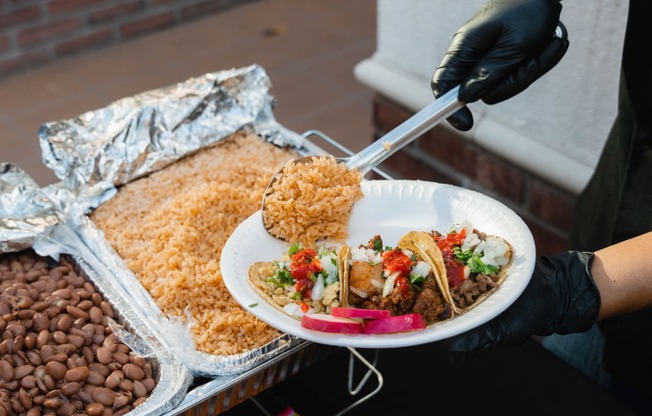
[439,251,601,362]
[431,0,569,131]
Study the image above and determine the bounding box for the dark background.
[223,338,643,416]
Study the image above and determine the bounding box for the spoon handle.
[345,85,463,174]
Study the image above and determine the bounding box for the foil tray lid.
[0,166,193,415]
[38,64,306,202]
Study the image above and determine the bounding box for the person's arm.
[592,231,652,320]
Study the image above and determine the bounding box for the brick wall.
[370,94,577,257]
[0,0,259,80]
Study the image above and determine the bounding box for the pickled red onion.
[331,307,391,320]
[301,313,364,334]
[363,314,426,334]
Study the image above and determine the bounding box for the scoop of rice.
[262,155,364,246]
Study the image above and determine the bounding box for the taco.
[341,234,454,325]
[248,242,348,319]
[420,221,515,314]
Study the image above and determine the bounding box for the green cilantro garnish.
[453,247,499,275]
[288,242,301,256]
[409,273,425,289]
[266,263,293,287]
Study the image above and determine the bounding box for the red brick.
[17,17,82,47]
[375,96,481,179]
[473,153,526,204]
[0,5,40,28]
[88,1,143,25]
[0,35,10,53]
[420,125,480,178]
[0,48,50,78]
[373,95,411,135]
[54,27,112,56]
[119,11,174,38]
[528,179,576,231]
[523,218,569,256]
[48,0,103,14]
[377,147,460,185]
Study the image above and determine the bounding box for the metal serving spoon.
[261,85,464,237]
[260,21,570,240]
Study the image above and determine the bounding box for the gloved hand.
[439,251,601,362]
[431,0,569,131]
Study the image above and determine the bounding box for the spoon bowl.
[261,86,464,241]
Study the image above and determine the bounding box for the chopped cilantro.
[453,247,499,275]
[288,242,301,256]
[410,273,425,288]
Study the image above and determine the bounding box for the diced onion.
[311,275,325,301]
[412,260,431,278]
[350,247,382,263]
[283,303,306,318]
[349,286,368,299]
[319,252,339,283]
[382,272,398,297]
[370,278,384,289]
[475,236,509,267]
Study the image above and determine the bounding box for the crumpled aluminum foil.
[0,165,193,415]
[0,163,61,252]
[37,65,320,377]
[39,64,306,200]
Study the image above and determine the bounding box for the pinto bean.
[65,366,89,383]
[1,251,157,414]
[85,402,104,415]
[104,371,124,389]
[95,347,113,365]
[61,381,81,396]
[14,364,34,380]
[44,361,67,381]
[65,305,89,321]
[0,360,13,381]
[122,364,144,382]
[88,363,110,378]
[57,401,78,416]
[91,387,115,406]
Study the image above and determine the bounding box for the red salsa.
[433,229,467,288]
[289,248,323,298]
[382,248,413,298]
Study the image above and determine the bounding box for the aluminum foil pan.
[0,163,61,252]
[0,165,192,415]
[36,65,325,377]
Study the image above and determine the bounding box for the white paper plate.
[221,180,535,348]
